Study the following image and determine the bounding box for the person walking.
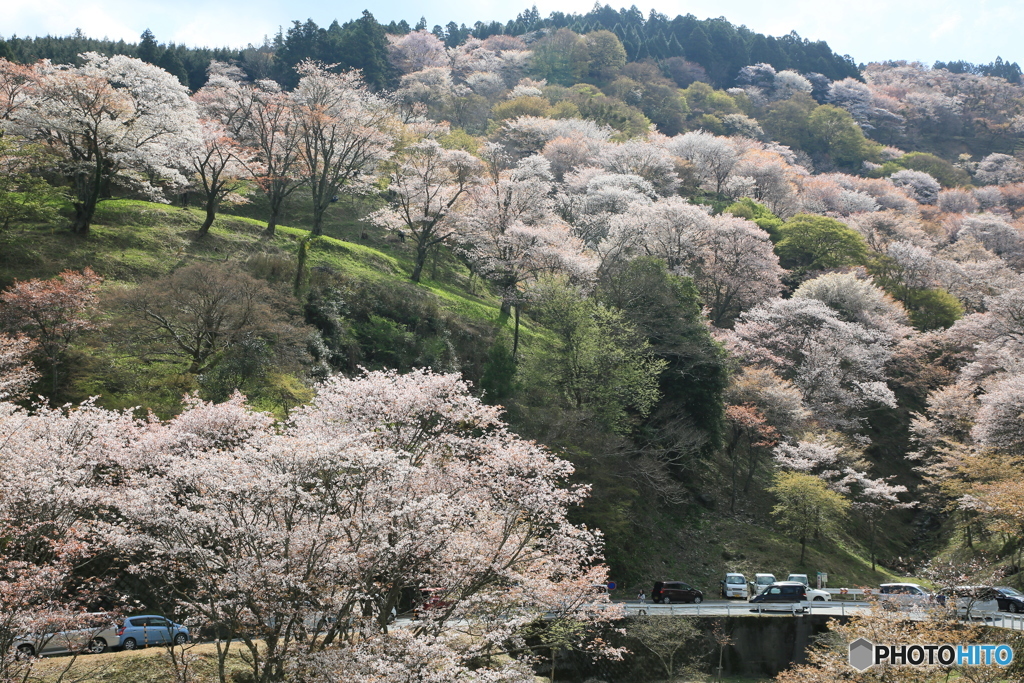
[637,590,646,604]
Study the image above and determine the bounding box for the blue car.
[116,616,189,650]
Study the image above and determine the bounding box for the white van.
[721,573,749,599]
[752,573,776,595]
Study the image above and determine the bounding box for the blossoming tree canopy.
[109,369,618,683]
[9,54,198,234]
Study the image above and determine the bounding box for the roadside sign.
[607,581,616,591]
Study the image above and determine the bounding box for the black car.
[749,581,807,604]
[652,581,704,604]
[994,586,1024,613]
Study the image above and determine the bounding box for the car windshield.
[726,576,744,584]
[756,577,773,584]
[999,587,1023,597]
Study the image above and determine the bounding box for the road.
[619,598,872,617]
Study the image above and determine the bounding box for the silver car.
[13,615,119,657]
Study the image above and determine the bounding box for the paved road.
[620,599,872,618]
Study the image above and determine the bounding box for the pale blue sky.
[3,0,1021,67]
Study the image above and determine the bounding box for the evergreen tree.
[137,28,159,64]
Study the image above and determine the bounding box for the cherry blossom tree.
[0,334,37,400]
[973,373,1024,455]
[679,213,782,327]
[459,145,590,305]
[293,61,395,236]
[0,268,101,396]
[975,152,1024,186]
[184,119,260,236]
[122,369,621,683]
[386,30,448,75]
[728,297,897,430]
[0,58,37,125]
[369,138,482,282]
[194,69,304,237]
[793,271,912,338]
[663,131,737,195]
[0,398,141,681]
[12,53,198,234]
[890,168,941,205]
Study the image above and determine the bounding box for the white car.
[805,586,832,602]
[879,582,935,606]
[721,573,749,599]
[786,575,831,601]
[13,615,119,657]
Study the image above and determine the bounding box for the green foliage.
[524,276,667,435]
[582,30,627,83]
[723,198,784,238]
[868,152,972,187]
[528,28,588,86]
[606,63,690,135]
[759,94,817,151]
[0,138,68,231]
[491,96,552,121]
[679,81,738,118]
[567,85,652,138]
[596,258,729,457]
[480,333,517,404]
[805,104,880,169]
[775,214,869,271]
[902,287,965,331]
[769,471,851,563]
[436,129,480,154]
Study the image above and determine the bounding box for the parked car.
[652,581,703,604]
[934,586,1004,615]
[414,588,453,618]
[13,615,119,657]
[116,615,190,650]
[720,573,749,599]
[994,586,1024,613]
[878,583,935,606]
[752,573,776,596]
[749,581,806,605]
[785,575,831,601]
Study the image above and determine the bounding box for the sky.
[2,0,1022,67]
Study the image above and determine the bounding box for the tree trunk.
[799,536,806,564]
[71,157,104,235]
[71,175,99,234]
[198,196,218,236]
[311,199,326,237]
[264,208,279,237]
[512,304,521,363]
[411,244,428,283]
[869,519,876,571]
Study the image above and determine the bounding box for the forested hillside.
[2,7,1024,682]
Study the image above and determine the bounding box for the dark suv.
[652,581,703,604]
[749,581,807,604]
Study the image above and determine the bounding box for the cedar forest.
[2,5,1024,682]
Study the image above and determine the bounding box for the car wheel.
[121,638,138,651]
[173,633,188,646]
[813,596,825,602]
[662,597,671,604]
[1010,603,1020,614]
[693,596,702,604]
[88,638,108,654]
[16,644,35,659]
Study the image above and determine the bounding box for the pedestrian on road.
[638,590,646,604]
